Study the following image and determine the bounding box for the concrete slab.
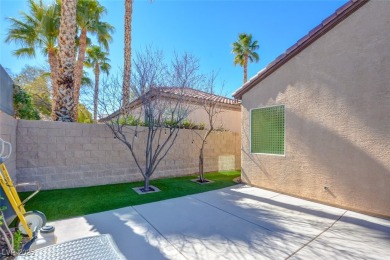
[48,184,390,259]
[133,196,301,259]
[192,185,345,238]
[49,207,185,259]
[290,211,390,260]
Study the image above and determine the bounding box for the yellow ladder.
[0,140,33,238]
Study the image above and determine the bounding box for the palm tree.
[5,0,61,119]
[85,45,111,122]
[55,0,78,121]
[232,33,260,84]
[122,0,133,108]
[73,0,114,120]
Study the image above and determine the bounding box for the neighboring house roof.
[232,0,369,100]
[160,87,240,105]
[100,87,240,122]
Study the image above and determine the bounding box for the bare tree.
[191,72,225,183]
[99,48,203,192]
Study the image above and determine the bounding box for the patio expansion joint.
[131,206,190,260]
[191,196,273,232]
[285,210,348,259]
[269,194,281,199]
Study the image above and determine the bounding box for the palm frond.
[94,21,115,51]
[232,33,260,67]
[81,73,93,87]
[101,63,111,75]
[13,47,36,57]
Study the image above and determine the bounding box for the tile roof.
[99,87,240,122]
[232,0,369,99]
[158,87,240,105]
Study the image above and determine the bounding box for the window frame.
[250,104,286,156]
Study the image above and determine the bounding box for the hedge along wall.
[16,120,241,190]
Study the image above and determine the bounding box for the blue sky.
[0,0,347,97]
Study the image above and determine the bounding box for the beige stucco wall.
[0,111,17,180]
[16,120,240,190]
[241,1,390,217]
[128,102,241,133]
[188,104,241,133]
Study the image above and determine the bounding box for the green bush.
[115,117,206,130]
[13,230,22,252]
[164,119,179,128]
[181,120,195,129]
[180,120,206,130]
[197,123,205,130]
[13,85,40,120]
[78,104,93,123]
[119,116,142,126]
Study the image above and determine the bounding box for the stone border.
[132,185,161,195]
[190,179,214,185]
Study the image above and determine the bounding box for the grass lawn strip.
[19,171,240,221]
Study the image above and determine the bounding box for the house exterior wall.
[188,104,241,133]
[125,102,241,133]
[0,111,17,180]
[0,65,14,116]
[16,120,241,190]
[240,1,390,217]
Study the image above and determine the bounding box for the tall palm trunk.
[48,48,59,120]
[243,54,248,83]
[73,27,88,121]
[55,0,78,122]
[122,0,133,108]
[93,62,100,123]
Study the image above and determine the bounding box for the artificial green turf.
[19,171,240,221]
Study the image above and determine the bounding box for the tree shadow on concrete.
[52,185,390,259]
[74,207,184,259]
[193,185,390,259]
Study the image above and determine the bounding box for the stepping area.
[50,185,390,259]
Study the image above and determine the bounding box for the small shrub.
[196,123,206,130]
[119,116,142,126]
[0,197,14,256]
[181,120,195,129]
[13,231,22,252]
[215,126,226,132]
[164,119,179,128]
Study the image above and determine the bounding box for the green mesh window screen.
[251,105,285,155]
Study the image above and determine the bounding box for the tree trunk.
[93,63,100,123]
[198,128,212,182]
[48,49,59,120]
[144,175,150,191]
[199,148,205,182]
[243,54,248,83]
[55,0,78,122]
[73,27,88,121]
[122,0,133,108]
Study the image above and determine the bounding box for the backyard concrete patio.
[48,185,390,259]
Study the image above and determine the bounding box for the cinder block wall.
[0,111,17,180]
[16,120,240,190]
